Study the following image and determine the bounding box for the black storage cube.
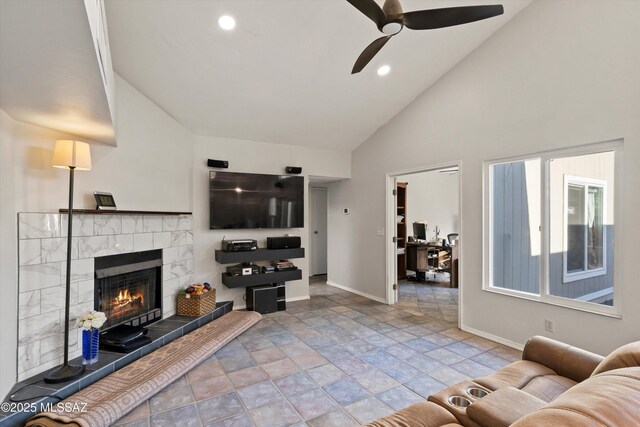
[276,282,286,311]
[246,285,278,314]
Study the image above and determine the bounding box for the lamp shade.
[52,140,92,170]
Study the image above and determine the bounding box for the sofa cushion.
[474,360,556,391]
[520,375,576,402]
[363,401,462,427]
[512,367,640,427]
[591,341,640,376]
[510,408,604,427]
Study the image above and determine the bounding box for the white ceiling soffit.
[309,175,348,185]
[0,0,115,145]
[106,0,530,151]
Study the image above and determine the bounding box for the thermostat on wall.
[94,192,117,210]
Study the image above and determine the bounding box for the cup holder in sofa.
[448,396,472,408]
[467,387,489,399]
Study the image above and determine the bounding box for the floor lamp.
[44,140,92,384]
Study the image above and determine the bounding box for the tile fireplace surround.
[16,212,193,381]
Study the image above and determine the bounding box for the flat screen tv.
[209,171,304,229]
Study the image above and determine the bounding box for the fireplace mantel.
[59,209,192,215]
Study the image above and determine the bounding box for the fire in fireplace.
[95,250,163,331]
[107,272,147,321]
[115,288,144,311]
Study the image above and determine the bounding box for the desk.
[406,242,457,288]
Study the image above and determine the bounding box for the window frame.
[482,140,622,318]
[562,175,607,283]
[485,156,542,298]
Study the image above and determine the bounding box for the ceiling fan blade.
[346,0,386,28]
[352,36,392,74]
[402,5,504,30]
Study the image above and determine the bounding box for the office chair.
[447,233,459,245]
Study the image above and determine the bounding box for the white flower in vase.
[77,310,107,331]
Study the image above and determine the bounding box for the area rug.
[26,310,262,427]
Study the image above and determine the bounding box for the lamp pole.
[62,166,74,366]
[44,165,85,383]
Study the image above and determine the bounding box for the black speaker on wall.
[285,166,302,174]
[207,159,229,168]
[267,236,301,250]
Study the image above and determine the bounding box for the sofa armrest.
[467,387,547,427]
[522,336,604,382]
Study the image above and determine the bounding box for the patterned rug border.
[26,310,262,427]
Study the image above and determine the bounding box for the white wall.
[5,75,193,213]
[328,0,640,354]
[0,74,193,396]
[397,171,459,241]
[0,110,18,398]
[192,135,350,309]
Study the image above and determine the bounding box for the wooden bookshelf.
[396,182,407,280]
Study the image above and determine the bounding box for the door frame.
[385,161,463,327]
[309,186,328,276]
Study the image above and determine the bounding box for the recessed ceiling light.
[218,15,236,31]
[377,65,391,76]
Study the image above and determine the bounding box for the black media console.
[214,247,305,313]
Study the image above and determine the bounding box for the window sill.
[482,286,622,319]
[563,268,606,283]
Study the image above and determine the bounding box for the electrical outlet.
[544,319,555,332]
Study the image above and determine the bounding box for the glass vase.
[82,328,100,365]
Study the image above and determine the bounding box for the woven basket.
[176,289,216,317]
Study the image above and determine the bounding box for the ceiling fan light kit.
[346,0,504,74]
[382,20,403,35]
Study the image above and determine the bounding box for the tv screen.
[209,171,304,229]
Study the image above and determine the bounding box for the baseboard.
[460,324,525,351]
[326,281,387,304]
[287,295,311,303]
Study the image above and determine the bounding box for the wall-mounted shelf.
[221,269,302,288]
[215,248,305,264]
[59,209,191,215]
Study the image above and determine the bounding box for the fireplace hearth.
[95,250,163,331]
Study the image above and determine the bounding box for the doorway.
[310,187,328,276]
[386,164,461,325]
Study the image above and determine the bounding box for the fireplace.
[95,250,163,331]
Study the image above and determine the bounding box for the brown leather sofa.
[365,337,640,427]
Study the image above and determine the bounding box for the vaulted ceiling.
[106,0,530,151]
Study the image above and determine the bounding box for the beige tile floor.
[396,274,459,323]
[114,276,520,427]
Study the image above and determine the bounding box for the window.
[488,159,540,295]
[563,177,606,282]
[484,143,620,315]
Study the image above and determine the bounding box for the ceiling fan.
[346,0,504,74]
